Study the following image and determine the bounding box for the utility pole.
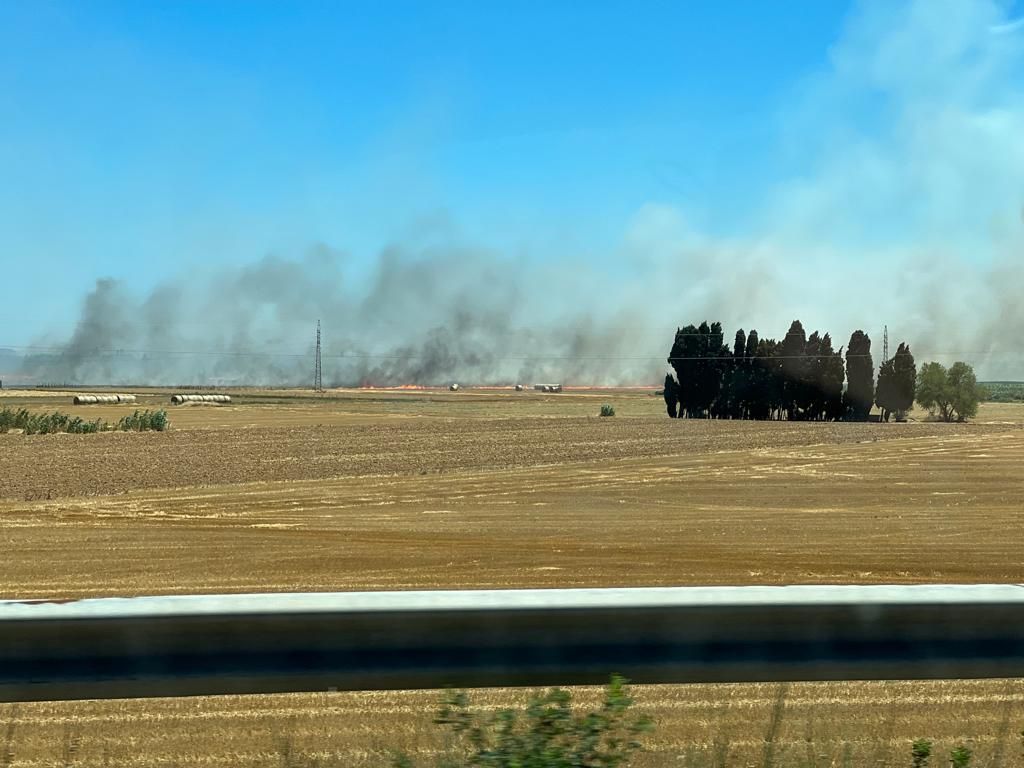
[882,325,889,364]
[314,320,323,392]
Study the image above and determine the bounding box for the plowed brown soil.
[1,411,1018,502]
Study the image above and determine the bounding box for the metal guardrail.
[2,585,1024,702]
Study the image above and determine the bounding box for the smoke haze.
[18,0,1024,385]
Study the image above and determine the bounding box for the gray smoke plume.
[20,242,674,386]
[21,224,1024,387]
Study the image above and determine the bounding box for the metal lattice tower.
[882,325,889,364]
[314,320,323,392]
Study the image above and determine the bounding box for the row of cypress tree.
[663,320,916,421]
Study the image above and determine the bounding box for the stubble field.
[1,387,1023,767]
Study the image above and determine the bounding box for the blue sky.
[2,0,1024,379]
[1,1,850,336]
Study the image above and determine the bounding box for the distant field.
[983,381,1024,402]
[1,388,1023,767]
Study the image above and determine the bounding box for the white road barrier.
[2,585,1023,702]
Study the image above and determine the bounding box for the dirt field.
[1,388,1023,767]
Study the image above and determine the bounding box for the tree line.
[663,320,917,421]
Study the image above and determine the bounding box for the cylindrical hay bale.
[73,395,95,405]
[171,393,230,404]
[514,384,524,392]
[116,394,137,404]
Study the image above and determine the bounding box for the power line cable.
[0,343,1016,362]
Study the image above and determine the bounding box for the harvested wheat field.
[1,389,1023,767]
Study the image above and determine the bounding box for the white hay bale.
[514,384,524,391]
[171,393,230,405]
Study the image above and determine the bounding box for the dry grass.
[1,390,1023,766]
[2,680,1023,768]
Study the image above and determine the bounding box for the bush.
[908,740,974,768]
[600,404,616,417]
[0,407,166,434]
[115,409,170,432]
[946,745,970,768]
[911,739,932,768]
[394,675,652,768]
[949,744,973,768]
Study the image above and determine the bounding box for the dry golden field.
[1,387,1023,767]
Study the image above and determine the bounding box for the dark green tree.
[805,332,844,421]
[875,357,897,421]
[824,335,846,421]
[733,329,746,359]
[743,329,761,419]
[668,325,700,418]
[801,331,824,419]
[892,343,916,419]
[668,322,730,419]
[728,328,747,419]
[663,373,679,418]
[845,330,874,421]
[751,336,782,420]
[779,320,807,420]
[876,342,916,421]
[705,321,732,419]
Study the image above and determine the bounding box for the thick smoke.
[19,0,1024,385]
[21,244,674,386]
